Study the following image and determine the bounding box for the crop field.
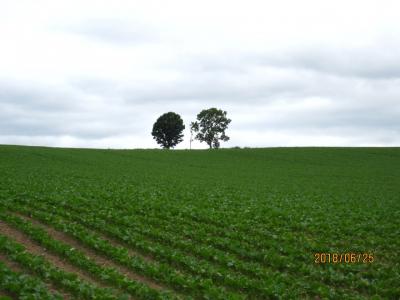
[0,145,399,299]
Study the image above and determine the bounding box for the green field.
[0,145,399,299]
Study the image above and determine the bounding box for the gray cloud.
[2,62,399,147]
[63,18,159,45]
[0,81,76,112]
[252,45,400,79]
[239,103,400,131]
[0,80,148,139]
[1,1,400,148]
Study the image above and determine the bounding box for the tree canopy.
[191,108,231,149]
[152,112,185,149]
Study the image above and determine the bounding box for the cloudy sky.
[1,0,399,149]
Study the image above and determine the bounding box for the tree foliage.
[191,108,231,149]
[152,112,185,149]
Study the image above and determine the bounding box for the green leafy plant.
[0,145,399,299]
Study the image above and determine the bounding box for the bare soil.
[0,253,71,299]
[13,212,167,292]
[0,219,124,298]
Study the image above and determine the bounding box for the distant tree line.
[151,108,231,149]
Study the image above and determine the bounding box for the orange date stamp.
[314,253,374,264]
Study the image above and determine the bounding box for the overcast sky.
[1,0,399,149]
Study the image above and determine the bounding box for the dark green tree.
[152,112,185,149]
[191,108,231,149]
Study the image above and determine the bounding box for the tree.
[191,108,231,149]
[152,112,185,149]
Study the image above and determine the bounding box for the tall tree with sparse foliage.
[191,108,231,149]
[152,112,185,149]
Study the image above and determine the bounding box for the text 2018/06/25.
[314,253,374,264]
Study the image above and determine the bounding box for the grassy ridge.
[0,145,399,298]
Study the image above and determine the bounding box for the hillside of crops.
[0,145,399,299]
